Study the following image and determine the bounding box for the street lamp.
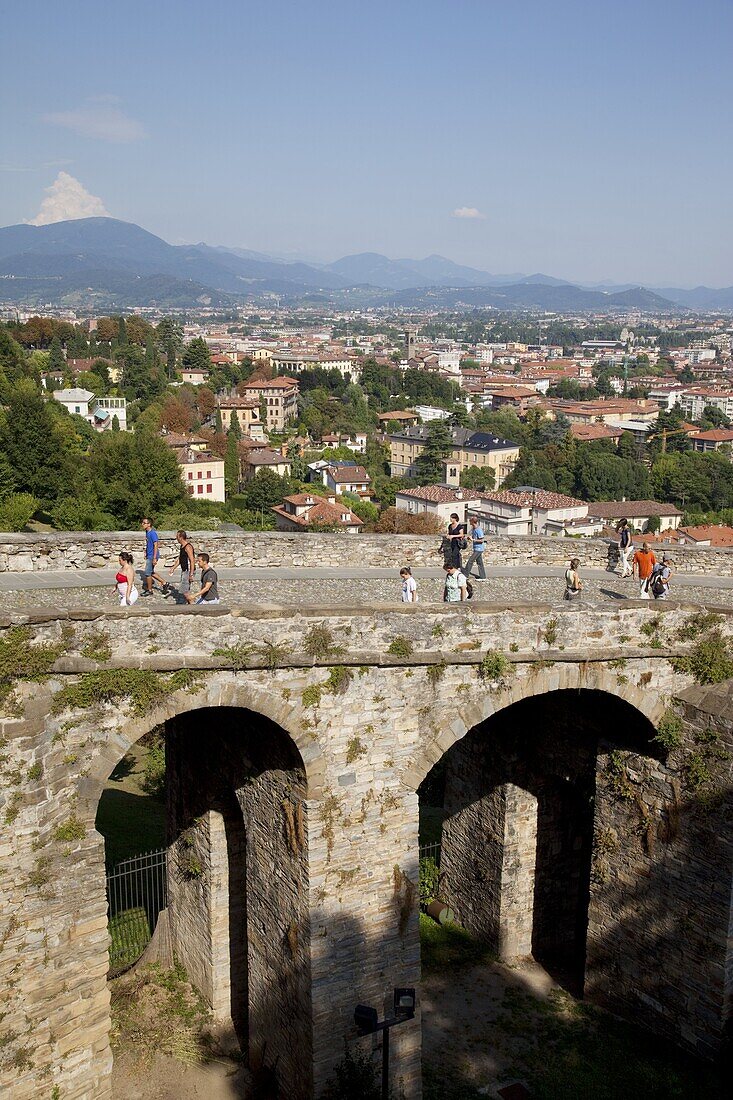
[354,987,416,1100]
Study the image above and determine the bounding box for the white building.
[395,485,481,526]
[414,405,451,422]
[677,390,733,422]
[181,367,210,386]
[475,488,600,537]
[180,449,226,502]
[270,351,361,381]
[52,389,128,431]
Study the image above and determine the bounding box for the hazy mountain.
[653,286,733,310]
[0,217,715,310]
[0,218,348,306]
[388,282,677,312]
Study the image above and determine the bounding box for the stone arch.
[407,663,666,792]
[80,677,317,1100]
[86,670,326,809]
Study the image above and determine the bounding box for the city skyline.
[2,0,733,286]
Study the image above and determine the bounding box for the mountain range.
[0,217,732,312]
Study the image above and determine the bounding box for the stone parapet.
[1,529,733,574]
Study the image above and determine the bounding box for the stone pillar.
[498,784,538,960]
[441,782,537,961]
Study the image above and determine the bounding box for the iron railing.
[106,847,168,974]
[419,841,441,866]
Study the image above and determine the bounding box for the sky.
[2,0,732,287]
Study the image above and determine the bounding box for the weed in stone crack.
[3,791,22,824]
[211,643,254,670]
[676,611,724,642]
[81,629,112,663]
[671,630,733,684]
[542,618,559,646]
[345,737,366,765]
[303,624,345,659]
[426,662,446,687]
[606,750,634,800]
[387,636,414,658]
[51,669,201,719]
[477,650,512,686]
[53,815,85,843]
[326,665,352,694]
[0,626,67,706]
[301,685,322,709]
[653,709,683,752]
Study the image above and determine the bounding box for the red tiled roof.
[570,423,622,441]
[397,485,478,503]
[693,429,733,442]
[679,524,733,546]
[480,489,586,510]
[326,464,370,483]
[243,376,299,390]
[272,495,363,528]
[587,500,683,517]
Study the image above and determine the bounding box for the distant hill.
[653,285,733,310]
[387,282,678,313]
[0,216,721,310]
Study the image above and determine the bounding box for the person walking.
[463,515,487,580]
[443,562,467,602]
[114,552,138,607]
[445,513,466,570]
[564,557,582,600]
[185,552,220,605]
[632,541,657,599]
[650,555,672,600]
[165,530,195,603]
[399,567,418,603]
[141,517,166,597]
[617,518,633,578]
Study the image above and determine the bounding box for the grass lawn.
[96,741,166,867]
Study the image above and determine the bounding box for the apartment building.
[270,351,360,381]
[388,426,520,487]
[51,388,128,431]
[475,489,599,537]
[241,376,299,431]
[272,493,364,533]
[217,396,266,440]
[179,448,226,502]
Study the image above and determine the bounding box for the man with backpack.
[443,562,469,602]
[617,518,633,578]
[650,556,672,600]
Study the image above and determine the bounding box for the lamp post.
[354,988,416,1100]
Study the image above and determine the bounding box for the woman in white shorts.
[114,552,139,607]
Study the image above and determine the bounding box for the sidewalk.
[0,565,729,591]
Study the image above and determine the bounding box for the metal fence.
[106,847,168,975]
[419,841,441,866]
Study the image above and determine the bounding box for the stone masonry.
[2,529,733,575]
[0,597,731,1098]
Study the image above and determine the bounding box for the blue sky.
[2,0,732,286]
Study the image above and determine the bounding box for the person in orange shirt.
[632,541,656,599]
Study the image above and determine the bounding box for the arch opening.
[418,688,658,994]
[95,704,312,1100]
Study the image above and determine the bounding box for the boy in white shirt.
[399,567,418,603]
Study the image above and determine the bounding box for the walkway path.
[0,564,730,591]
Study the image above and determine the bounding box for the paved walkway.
[0,565,729,591]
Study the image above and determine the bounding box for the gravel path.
[3,574,731,612]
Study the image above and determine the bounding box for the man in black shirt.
[185,552,220,605]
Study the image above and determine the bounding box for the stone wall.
[3,528,733,575]
[0,602,730,1098]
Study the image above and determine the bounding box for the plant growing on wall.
[387,636,414,658]
[477,650,512,686]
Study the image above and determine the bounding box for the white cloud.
[28,172,110,225]
[452,207,486,220]
[42,100,146,143]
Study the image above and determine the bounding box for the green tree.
[225,430,240,495]
[83,430,188,527]
[229,411,241,439]
[0,492,39,532]
[243,469,291,511]
[645,514,661,533]
[0,450,16,500]
[460,465,496,492]
[117,316,128,346]
[182,337,211,374]
[415,420,454,483]
[48,335,64,372]
[702,405,731,429]
[0,382,64,501]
